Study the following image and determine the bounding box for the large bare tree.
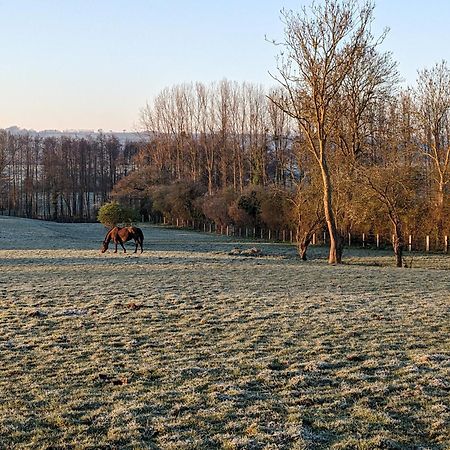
[415,61,450,246]
[270,0,384,263]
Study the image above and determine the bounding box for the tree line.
[1,0,448,265]
[0,132,139,221]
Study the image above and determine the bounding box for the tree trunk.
[392,218,404,268]
[437,180,445,248]
[296,227,312,261]
[319,155,342,264]
[51,191,58,221]
[298,237,310,261]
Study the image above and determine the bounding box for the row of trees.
[138,80,296,192]
[0,132,139,220]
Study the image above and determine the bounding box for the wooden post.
[445,235,449,253]
[226,226,229,236]
[362,233,365,248]
[426,235,430,252]
[323,232,326,245]
[408,235,412,252]
[268,230,271,240]
[163,217,166,225]
[209,223,212,233]
[260,229,263,239]
[176,218,179,227]
[376,234,380,248]
[348,233,351,247]
[282,230,286,242]
[253,227,256,238]
[290,230,293,243]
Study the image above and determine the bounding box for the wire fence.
[148,216,450,254]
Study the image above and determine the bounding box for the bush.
[260,188,291,230]
[201,188,237,226]
[97,202,140,228]
[150,182,206,221]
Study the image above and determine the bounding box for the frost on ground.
[0,216,449,449]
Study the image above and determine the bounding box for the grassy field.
[0,216,449,449]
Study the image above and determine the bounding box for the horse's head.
[101,240,108,253]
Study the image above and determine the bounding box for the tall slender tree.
[415,61,450,247]
[270,0,383,263]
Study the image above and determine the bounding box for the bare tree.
[356,94,422,267]
[270,0,381,263]
[415,61,450,247]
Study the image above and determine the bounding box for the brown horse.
[101,226,144,253]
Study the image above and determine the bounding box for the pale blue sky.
[1,1,449,131]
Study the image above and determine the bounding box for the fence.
[147,216,450,254]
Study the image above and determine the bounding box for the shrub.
[97,202,140,228]
[150,182,206,221]
[227,186,264,227]
[201,188,237,226]
[260,188,291,230]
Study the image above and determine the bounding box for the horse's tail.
[136,227,144,252]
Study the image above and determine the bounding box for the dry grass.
[0,216,449,449]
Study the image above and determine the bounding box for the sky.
[1,0,449,132]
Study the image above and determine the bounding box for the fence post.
[348,233,351,247]
[408,235,412,252]
[445,235,449,253]
[362,233,365,248]
[253,227,256,238]
[290,230,293,243]
[376,234,380,248]
[176,218,179,227]
[209,223,212,233]
[282,230,286,242]
[312,233,316,245]
[268,230,271,240]
[226,226,229,236]
[426,235,430,252]
[260,229,263,239]
[323,232,326,245]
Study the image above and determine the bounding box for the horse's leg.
[119,238,126,253]
[140,238,143,253]
[114,240,118,253]
[134,239,138,253]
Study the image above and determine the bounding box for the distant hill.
[4,126,144,144]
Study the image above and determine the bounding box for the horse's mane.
[103,226,118,244]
